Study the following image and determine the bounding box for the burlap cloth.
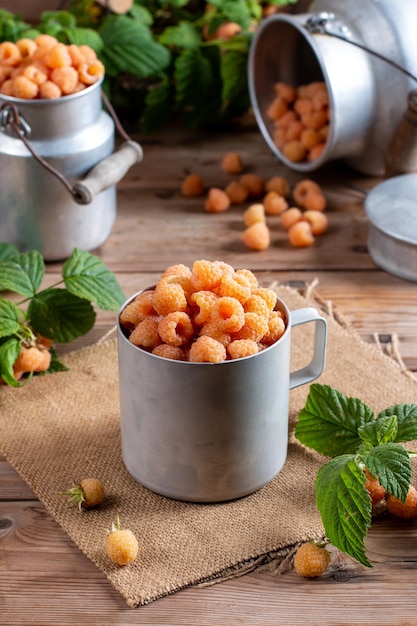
[1,284,416,607]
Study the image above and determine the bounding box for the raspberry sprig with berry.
[295,384,417,568]
[0,243,125,387]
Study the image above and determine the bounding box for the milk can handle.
[72,140,143,204]
[0,91,143,205]
[72,90,143,204]
[289,307,327,390]
[305,12,417,86]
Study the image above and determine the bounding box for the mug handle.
[289,307,327,390]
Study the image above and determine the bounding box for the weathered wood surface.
[1,127,417,625]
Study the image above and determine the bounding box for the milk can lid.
[364,173,417,245]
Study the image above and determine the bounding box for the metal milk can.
[0,80,142,260]
[248,0,417,175]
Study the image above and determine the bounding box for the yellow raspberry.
[181,173,204,197]
[0,79,14,96]
[211,297,245,332]
[105,517,139,566]
[34,34,58,50]
[251,287,277,311]
[12,75,39,99]
[189,336,226,363]
[363,468,386,505]
[263,190,288,215]
[129,317,162,349]
[78,45,98,64]
[190,259,223,291]
[217,272,252,304]
[14,345,51,375]
[235,268,258,290]
[119,291,156,328]
[294,542,330,578]
[164,274,194,301]
[78,60,105,85]
[199,323,231,347]
[244,294,269,317]
[224,180,249,204]
[60,478,105,511]
[67,43,86,68]
[39,80,62,99]
[243,203,266,227]
[204,187,230,212]
[189,290,218,325]
[227,339,259,360]
[51,66,78,95]
[23,64,48,86]
[43,43,72,69]
[213,260,235,277]
[161,264,192,279]
[0,41,22,66]
[158,311,194,346]
[153,280,188,316]
[262,311,286,346]
[152,344,185,360]
[16,38,37,60]
[242,222,271,251]
[386,485,417,519]
[233,312,269,342]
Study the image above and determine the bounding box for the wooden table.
[1,126,416,625]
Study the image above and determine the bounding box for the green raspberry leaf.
[363,443,412,502]
[316,455,372,567]
[28,288,96,344]
[0,250,45,297]
[140,75,175,133]
[99,15,170,78]
[129,5,153,27]
[63,248,125,311]
[63,27,104,53]
[295,384,375,457]
[0,337,22,387]
[44,347,69,375]
[0,299,22,338]
[0,243,19,263]
[220,47,249,105]
[159,21,201,49]
[378,404,417,443]
[358,414,398,446]
[175,48,213,106]
[208,0,252,29]
[40,10,77,30]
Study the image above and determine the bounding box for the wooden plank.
[1,501,417,625]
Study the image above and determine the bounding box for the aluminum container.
[364,173,417,282]
[0,80,141,260]
[117,290,327,503]
[248,0,417,175]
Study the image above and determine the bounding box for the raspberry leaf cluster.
[0,1,297,132]
[295,384,417,567]
[0,243,125,386]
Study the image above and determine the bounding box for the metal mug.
[117,290,327,503]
